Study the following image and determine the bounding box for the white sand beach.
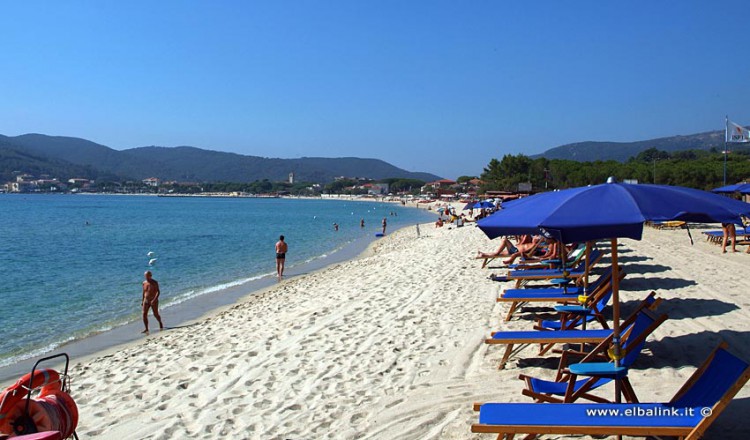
[56,219,750,439]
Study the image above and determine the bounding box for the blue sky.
[2,1,749,179]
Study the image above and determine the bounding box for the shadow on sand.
[658,297,740,320]
[615,255,652,263]
[516,356,564,370]
[622,276,698,292]
[635,330,750,369]
[617,263,672,274]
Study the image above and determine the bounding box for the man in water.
[275,235,288,279]
[382,217,387,234]
[142,270,164,334]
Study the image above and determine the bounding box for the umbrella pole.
[611,238,622,404]
[559,239,568,293]
[583,241,591,295]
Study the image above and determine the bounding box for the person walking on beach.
[382,217,387,234]
[142,270,163,334]
[275,235,288,279]
[722,223,737,253]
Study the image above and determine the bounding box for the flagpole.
[725,116,729,186]
[724,142,728,185]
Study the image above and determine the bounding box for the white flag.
[726,118,750,143]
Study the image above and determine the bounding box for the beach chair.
[477,236,542,269]
[492,247,601,282]
[486,292,656,369]
[534,283,615,332]
[524,271,620,332]
[503,249,603,289]
[519,306,668,403]
[472,342,750,439]
[652,220,687,230]
[498,266,621,322]
[508,243,588,270]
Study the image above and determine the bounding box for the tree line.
[478,147,750,193]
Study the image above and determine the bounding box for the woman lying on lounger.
[476,235,538,260]
[502,237,561,265]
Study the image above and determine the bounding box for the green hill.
[0,134,442,183]
[535,130,727,162]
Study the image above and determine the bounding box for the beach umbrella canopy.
[478,181,750,243]
[712,183,750,193]
[477,180,750,393]
[463,202,477,210]
[474,201,495,209]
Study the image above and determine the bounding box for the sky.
[2,1,749,179]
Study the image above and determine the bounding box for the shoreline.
[0,198,435,385]
[0,224,420,384]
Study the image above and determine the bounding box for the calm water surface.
[0,194,434,367]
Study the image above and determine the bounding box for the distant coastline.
[157,193,280,198]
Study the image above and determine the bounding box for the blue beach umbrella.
[712,183,750,194]
[474,201,495,209]
[477,179,750,395]
[478,181,750,243]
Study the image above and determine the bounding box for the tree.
[633,148,670,162]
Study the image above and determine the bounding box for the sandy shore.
[55,220,750,439]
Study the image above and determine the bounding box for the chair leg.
[620,377,639,403]
[505,302,518,321]
[538,342,557,356]
[567,376,600,403]
[499,344,514,369]
[563,373,578,402]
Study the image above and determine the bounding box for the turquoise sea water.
[0,194,434,367]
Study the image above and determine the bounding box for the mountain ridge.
[0,134,442,183]
[534,129,726,162]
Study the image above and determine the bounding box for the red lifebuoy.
[1,369,61,422]
[0,369,76,438]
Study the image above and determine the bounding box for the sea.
[0,194,435,373]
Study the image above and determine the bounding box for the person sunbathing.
[476,236,529,259]
[501,236,551,265]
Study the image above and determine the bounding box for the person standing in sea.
[142,270,164,334]
[382,217,387,234]
[275,235,288,279]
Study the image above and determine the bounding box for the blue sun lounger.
[500,265,613,298]
[490,249,603,286]
[472,342,750,439]
[535,284,614,331]
[487,293,656,369]
[507,243,587,270]
[498,266,620,322]
[520,307,667,403]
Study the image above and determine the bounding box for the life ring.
[1,369,61,419]
[4,391,78,438]
[0,369,75,438]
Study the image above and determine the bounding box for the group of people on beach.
[475,234,561,265]
[141,215,393,333]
